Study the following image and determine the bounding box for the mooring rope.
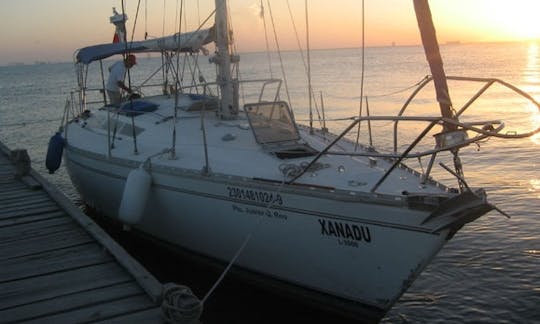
[200,171,292,305]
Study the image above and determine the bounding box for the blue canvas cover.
[120,100,159,116]
[75,27,215,64]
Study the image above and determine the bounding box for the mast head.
[109,7,128,25]
[110,7,128,43]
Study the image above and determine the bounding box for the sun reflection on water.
[533,131,540,145]
[530,179,540,199]
[525,43,540,145]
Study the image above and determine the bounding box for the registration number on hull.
[227,186,283,206]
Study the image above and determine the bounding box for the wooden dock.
[0,141,173,323]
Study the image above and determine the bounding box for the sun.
[431,1,540,43]
[489,1,540,41]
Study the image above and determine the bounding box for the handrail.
[258,79,283,103]
[393,75,540,152]
[293,97,535,191]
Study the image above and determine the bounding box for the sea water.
[0,42,539,323]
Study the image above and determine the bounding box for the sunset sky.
[0,0,539,65]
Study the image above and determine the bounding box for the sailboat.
[52,0,539,321]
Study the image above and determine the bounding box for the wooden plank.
[0,205,61,220]
[0,183,36,191]
[0,195,52,209]
[0,210,65,228]
[93,307,165,323]
[0,227,94,260]
[0,217,75,242]
[0,191,49,203]
[0,189,43,200]
[0,200,59,214]
[1,200,58,213]
[33,295,157,323]
[0,184,29,194]
[0,262,132,310]
[0,283,145,323]
[0,142,164,322]
[0,243,113,283]
[30,169,164,302]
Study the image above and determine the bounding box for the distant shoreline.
[0,39,536,67]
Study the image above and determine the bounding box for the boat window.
[245,101,300,144]
[271,144,318,159]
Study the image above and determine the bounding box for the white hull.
[65,143,458,318]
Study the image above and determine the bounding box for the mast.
[413,0,456,132]
[414,0,468,192]
[213,0,237,119]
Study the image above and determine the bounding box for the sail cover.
[76,27,215,64]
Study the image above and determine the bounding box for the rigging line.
[171,7,216,53]
[286,0,305,69]
[174,0,184,83]
[323,76,430,100]
[184,0,189,34]
[286,0,322,124]
[197,0,201,25]
[191,55,206,95]
[139,61,167,87]
[266,0,293,108]
[175,0,179,35]
[228,0,241,88]
[233,2,246,109]
[144,0,148,39]
[119,1,130,75]
[171,0,185,159]
[121,0,140,154]
[130,0,143,43]
[260,0,273,78]
[162,52,169,90]
[305,0,313,132]
[180,54,201,93]
[162,0,166,37]
[354,0,366,151]
[174,0,184,85]
[186,56,201,94]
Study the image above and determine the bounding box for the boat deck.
[0,141,167,323]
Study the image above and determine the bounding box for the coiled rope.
[161,283,203,324]
[279,161,330,178]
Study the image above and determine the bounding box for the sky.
[0,0,539,65]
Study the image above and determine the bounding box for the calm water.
[1,42,539,323]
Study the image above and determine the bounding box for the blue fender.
[45,132,65,174]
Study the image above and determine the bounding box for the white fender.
[118,165,152,224]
